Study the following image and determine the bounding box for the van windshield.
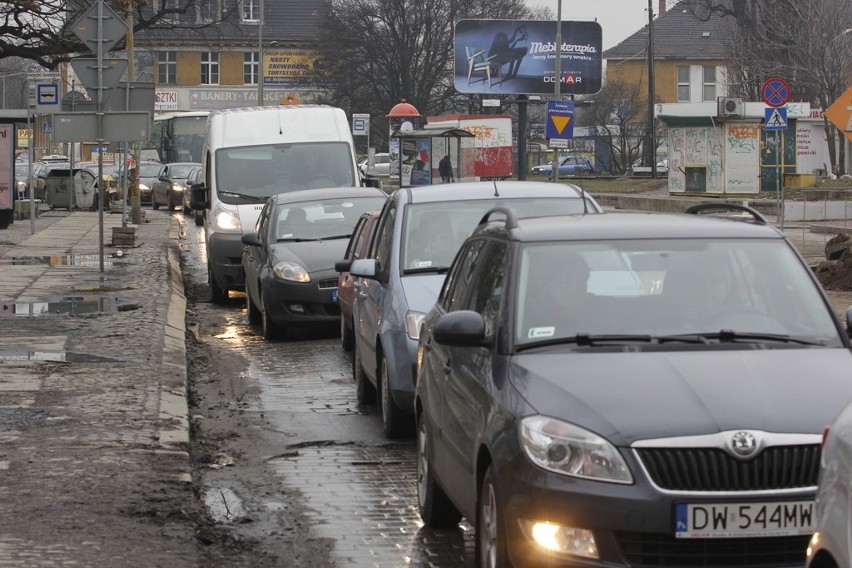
[215,142,355,204]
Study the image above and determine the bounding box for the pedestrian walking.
[439,154,453,183]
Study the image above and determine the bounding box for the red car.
[335,209,381,351]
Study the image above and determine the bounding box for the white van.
[191,105,365,302]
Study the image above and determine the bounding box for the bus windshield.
[215,142,355,204]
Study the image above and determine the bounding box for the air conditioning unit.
[719,97,744,117]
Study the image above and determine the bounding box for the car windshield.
[215,142,355,205]
[168,164,198,178]
[402,198,595,272]
[274,196,386,241]
[515,239,844,348]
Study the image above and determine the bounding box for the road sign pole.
[551,0,562,183]
[27,106,34,234]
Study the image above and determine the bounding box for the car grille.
[636,445,820,492]
[317,278,338,289]
[616,532,809,567]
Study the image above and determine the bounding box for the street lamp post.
[550,0,562,183]
[257,0,264,106]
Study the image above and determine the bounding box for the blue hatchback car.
[348,181,603,438]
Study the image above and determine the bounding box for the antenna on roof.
[579,184,589,215]
[493,180,499,197]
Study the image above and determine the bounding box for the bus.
[151,111,210,163]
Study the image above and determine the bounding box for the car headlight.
[172,183,186,192]
[212,203,241,233]
[519,416,632,483]
[139,183,150,191]
[272,261,310,282]
[405,310,426,340]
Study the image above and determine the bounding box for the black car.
[241,186,387,339]
[415,203,852,567]
[182,165,205,226]
[152,161,201,211]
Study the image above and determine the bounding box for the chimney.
[659,0,666,15]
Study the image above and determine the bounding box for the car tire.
[380,354,410,439]
[245,284,262,325]
[194,210,204,227]
[152,198,160,210]
[353,338,376,404]
[208,266,228,304]
[477,465,509,568]
[417,415,462,528]
[260,288,281,340]
[341,316,354,352]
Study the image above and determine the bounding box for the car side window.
[463,241,507,335]
[372,201,396,269]
[255,201,272,238]
[345,217,367,260]
[440,238,487,312]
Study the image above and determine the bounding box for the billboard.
[454,19,602,96]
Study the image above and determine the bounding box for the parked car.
[415,202,852,568]
[530,155,594,176]
[808,399,852,568]
[349,181,603,438]
[77,161,120,203]
[358,153,391,177]
[335,209,382,351]
[116,160,163,205]
[152,162,201,211]
[182,165,205,226]
[241,186,387,340]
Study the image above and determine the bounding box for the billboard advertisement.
[454,19,602,96]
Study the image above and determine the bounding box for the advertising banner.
[454,19,602,96]
[263,49,323,85]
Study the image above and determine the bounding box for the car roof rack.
[684,202,768,225]
[478,206,518,230]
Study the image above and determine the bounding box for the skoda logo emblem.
[731,431,757,456]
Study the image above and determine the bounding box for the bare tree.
[683,0,852,174]
[0,0,237,70]
[312,0,539,148]
[580,78,648,174]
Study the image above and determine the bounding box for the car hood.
[510,349,852,444]
[269,239,349,274]
[401,274,446,314]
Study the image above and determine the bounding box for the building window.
[201,52,219,85]
[244,52,259,85]
[677,66,690,102]
[197,0,220,23]
[702,66,716,102]
[242,0,260,22]
[158,51,177,84]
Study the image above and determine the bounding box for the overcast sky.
[526,0,655,50]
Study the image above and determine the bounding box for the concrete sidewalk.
[0,210,197,566]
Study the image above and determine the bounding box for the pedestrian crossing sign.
[764,107,787,131]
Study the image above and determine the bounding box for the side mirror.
[432,310,487,347]
[335,259,353,273]
[241,232,262,246]
[350,258,379,279]
[190,183,208,210]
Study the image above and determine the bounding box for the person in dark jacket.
[439,154,453,183]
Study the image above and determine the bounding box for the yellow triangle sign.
[280,93,301,105]
[551,115,571,135]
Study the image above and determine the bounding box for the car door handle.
[442,360,451,374]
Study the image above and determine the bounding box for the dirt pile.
[815,233,852,291]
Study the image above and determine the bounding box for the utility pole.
[647,0,657,179]
[126,9,142,225]
[550,0,562,183]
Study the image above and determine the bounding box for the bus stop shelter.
[390,128,474,187]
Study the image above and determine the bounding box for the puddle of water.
[0,348,66,361]
[0,255,113,267]
[203,486,247,523]
[0,296,120,316]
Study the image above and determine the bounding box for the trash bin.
[44,168,96,210]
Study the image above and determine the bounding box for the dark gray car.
[415,203,852,568]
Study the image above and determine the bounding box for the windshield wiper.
[694,330,826,346]
[318,234,352,241]
[218,190,260,201]
[277,237,319,242]
[403,266,451,275]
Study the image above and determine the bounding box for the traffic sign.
[70,58,128,92]
[35,83,60,113]
[826,86,852,143]
[762,77,790,108]
[352,113,369,136]
[764,107,787,130]
[71,0,129,54]
[546,99,575,140]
